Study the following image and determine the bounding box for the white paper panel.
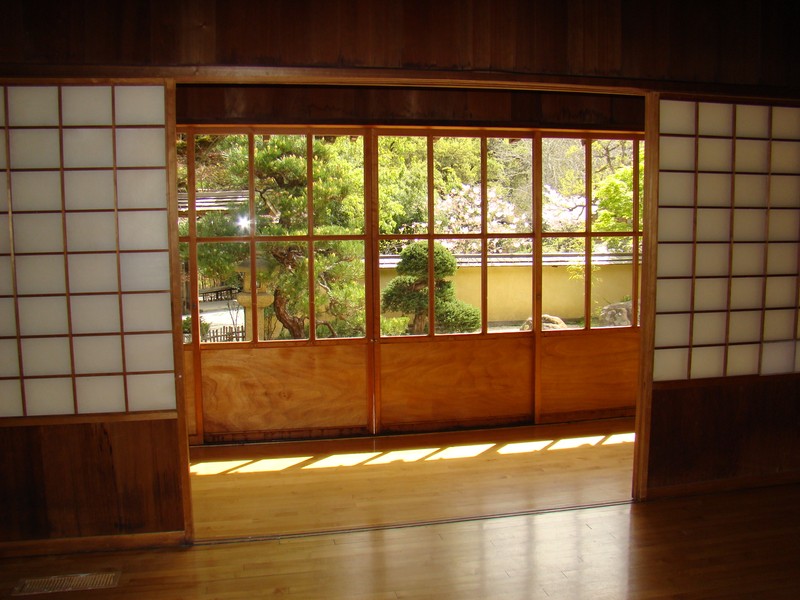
[765,276,798,308]
[771,141,800,174]
[73,335,123,374]
[0,257,13,295]
[122,292,172,331]
[62,128,115,168]
[61,86,113,125]
[16,255,66,294]
[116,129,166,167]
[694,243,730,277]
[64,170,116,210]
[728,311,763,343]
[66,212,118,251]
[653,348,689,381]
[767,243,799,275]
[654,313,691,347]
[24,378,75,416]
[769,209,800,241]
[0,339,20,377]
[693,278,729,311]
[735,140,770,173]
[127,373,176,411]
[0,215,8,253]
[0,87,5,126]
[732,209,767,241]
[658,172,695,206]
[115,86,165,125]
[17,296,69,336]
[21,337,72,376]
[656,243,694,277]
[10,171,62,211]
[692,312,728,345]
[118,211,168,250]
[124,333,174,372]
[117,169,168,208]
[763,309,796,341]
[772,107,800,139]
[7,87,59,126]
[0,131,6,169]
[731,243,765,276]
[70,294,121,334]
[119,251,170,291]
[730,277,765,309]
[697,138,732,172]
[12,213,64,253]
[76,375,126,414]
[761,341,796,374]
[9,129,61,169]
[656,278,693,312]
[660,101,695,135]
[733,174,769,207]
[698,103,733,137]
[659,137,696,171]
[658,208,694,241]
[770,175,800,208]
[726,344,760,376]
[68,254,119,293]
[736,105,770,138]
[690,346,725,379]
[697,173,731,207]
[696,208,730,241]
[0,298,16,336]
[0,380,24,417]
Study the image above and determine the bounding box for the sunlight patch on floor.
[366,448,440,465]
[425,443,495,460]
[303,452,382,469]
[498,440,553,454]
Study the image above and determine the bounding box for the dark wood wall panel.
[1,1,797,95]
[647,375,800,495]
[0,418,185,543]
[176,85,645,129]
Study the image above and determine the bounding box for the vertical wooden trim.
[164,79,194,543]
[533,132,543,422]
[583,137,592,330]
[365,130,379,434]
[480,136,488,334]
[426,136,435,336]
[633,92,661,500]
[307,133,316,340]
[632,139,642,327]
[186,131,204,440]
[248,132,258,343]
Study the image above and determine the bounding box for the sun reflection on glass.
[498,440,553,454]
[425,444,495,460]
[303,452,382,469]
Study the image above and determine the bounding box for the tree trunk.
[273,288,306,338]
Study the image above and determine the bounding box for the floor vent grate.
[12,571,121,596]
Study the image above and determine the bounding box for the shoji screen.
[0,84,175,416]
[655,100,800,381]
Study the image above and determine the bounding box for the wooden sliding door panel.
[539,329,639,420]
[201,345,369,437]
[379,337,533,427]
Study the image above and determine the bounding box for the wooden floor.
[2,483,799,599]
[189,418,636,540]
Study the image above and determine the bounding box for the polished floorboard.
[2,483,799,599]
[189,418,636,540]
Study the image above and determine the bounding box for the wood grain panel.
[647,374,800,496]
[379,337,533,429]
[538,329,639,420]
[0,418,185,543]
[200,345,369,439]
[182,348,197,439]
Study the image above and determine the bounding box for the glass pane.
[314,240,366,339]
[196,242,249,343]
[487,138,533,234]
[254,134,308,235]
[177,133,189,234]
[378,136,428,236]
[434,239,481,335]
[542,237,585,330]
[179,241,192,343]
[592,237,634,328]
[592,139,638,233]
[313,136,365,235]
[194,134,250,237]
[542,138,587,233]
[487,239,533,332]
[434,137,481,234]
[256,242,309,340]
[380,239,429,337]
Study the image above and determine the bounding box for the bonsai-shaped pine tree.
[381,241,481,335]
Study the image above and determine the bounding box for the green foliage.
[381,241,480,335]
